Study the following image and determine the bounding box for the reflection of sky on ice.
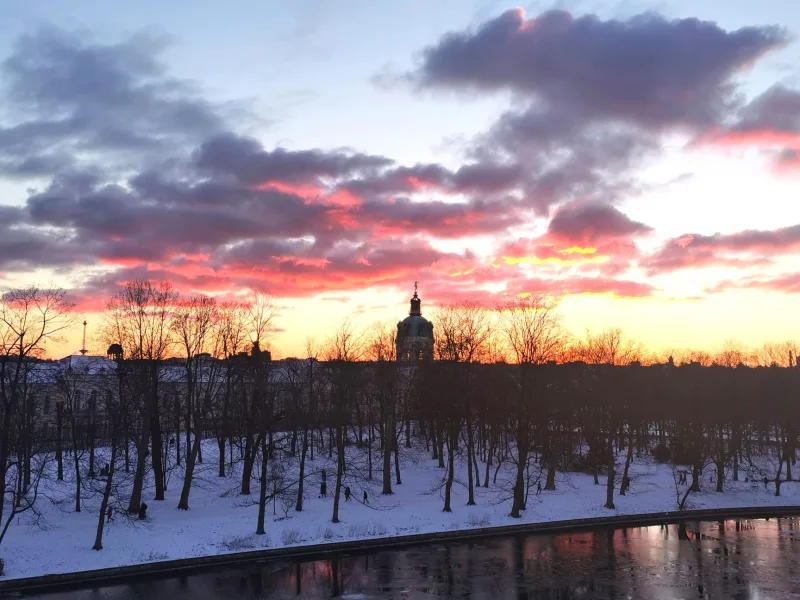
[33,518,800,599]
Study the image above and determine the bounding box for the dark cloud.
[695,85,800,170]
[0,26,231,177]
[193,133,393,185]
[357,195,524,238]
[406,8,789,213]
[413,8,788,129]
[477,108,657,211]
[341,161,522,198]
[643,225,800,274]
[733,85,800,133]
[0,226,87,271]
[0,13,792,310]
[547,201,653,246]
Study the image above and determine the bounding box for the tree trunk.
[69,408,82,513]
[443,431,456,512]
[382,419,393,495]
[92,437,118,551]
[510,449,526,518]
[604,436,615,510]
[256,437,269,535]
[127,401,151,514]
[544,459,557,491]
[151,407,165,501]
[483,440,493,488]
[690,464,701,492]
[241,434,256,495]
[472,448,480,487]
[88,424,96,479]
[123,417,130,473]
[185,402,191,471]
[296,428,308,512]
[217,437,226,477]
[393,442,402,485]
[177,423,202,510]
[620,439,634,496]
[332,426,345,523]
[174,395,181,467]
[72,444,82,513]
[367,422,373,481]
[466,422,476,506]
[56,403,64,481]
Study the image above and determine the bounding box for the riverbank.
[3,507,800,595]
[1,440,798,590]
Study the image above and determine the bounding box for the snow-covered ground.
[1,439,799,581]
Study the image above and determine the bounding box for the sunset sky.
[2,0,800,358]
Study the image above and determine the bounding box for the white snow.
[1,439,798,581]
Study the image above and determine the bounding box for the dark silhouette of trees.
[0,287,73,524]
[324,321,362,523]
[102,279,176,513]
[4,276,800,556]
[498,295,566,516]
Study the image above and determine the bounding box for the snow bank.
[1,440,798,581]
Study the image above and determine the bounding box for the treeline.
[0,281,799,555]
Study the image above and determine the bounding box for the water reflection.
[16,517,800,600]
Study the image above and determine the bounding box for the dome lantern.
[409,280,422,316]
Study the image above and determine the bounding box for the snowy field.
[1,438,799,581]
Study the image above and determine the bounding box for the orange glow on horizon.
[558,246,597,255]
[501,255,609,266]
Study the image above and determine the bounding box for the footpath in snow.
[1,440,799,581]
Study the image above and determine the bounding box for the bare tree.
[90,378,136,551]
[575,327,642,366]
[172,295,222,510]
[497,295,566,516]
[755,340,798,367]
[0,452,49,550]
[715,339,752,367]
[101,280,176,513]
[240,293,278,497]
[498,296,566,365]
[433,302,491,364]
[249,289,278,346]
[432,302,490,509]
[0,287,73,522]
[208,302,250,478]
[54,365,85,513]
[324,321,362,523]
[365,322,399,495]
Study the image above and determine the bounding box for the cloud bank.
[1,10,799,311]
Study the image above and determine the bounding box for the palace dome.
[396,284,434,362]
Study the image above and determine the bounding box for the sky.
[2,0,800,358]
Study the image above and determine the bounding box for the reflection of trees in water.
[78,518,800,600]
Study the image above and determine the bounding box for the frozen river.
[12,517,800,599]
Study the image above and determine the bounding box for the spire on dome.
[409,281,421,316]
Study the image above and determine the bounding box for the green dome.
[398,315,433,339]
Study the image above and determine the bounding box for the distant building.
[396,283,434,363]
